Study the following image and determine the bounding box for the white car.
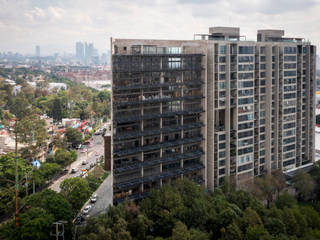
[83,205,92,215]
[90,194,97,203]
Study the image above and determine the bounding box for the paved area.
[81,173,113,218]
[49,134,104,192]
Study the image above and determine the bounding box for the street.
[81,173,113,218]
[49,134,105,192]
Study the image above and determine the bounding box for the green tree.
[292,170,315,201]
[52,97,62,123]
[25,189,73,222]
[0,207,54,240]
[60,177,91,211]
[65,127,82,148]
[221,221,243,240]
[52,148,74,167]
[245,225,271,240]
[275,192,297,209]
[171,221,190,240]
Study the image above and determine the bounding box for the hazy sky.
[1,0,320,55]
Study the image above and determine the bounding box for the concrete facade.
[111,27,316,202]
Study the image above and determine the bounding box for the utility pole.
[14,130,19,226]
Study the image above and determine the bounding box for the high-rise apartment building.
[111,27,316,203]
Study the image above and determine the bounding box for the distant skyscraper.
[85,42,94,65]
[35,45,40,57]
[76,42,84,63]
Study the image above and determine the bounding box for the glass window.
[239,46,254,54]
[220,45,227,54]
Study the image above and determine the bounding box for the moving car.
[83,205,91,215]
[82,160,87,165]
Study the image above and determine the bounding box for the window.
[238,81,254,88]
[238,113,254,122]
[219,82,226,89]
[168,47,181,54]
[238,98,254,105]
[220,45,227,54]
[143,45,156,54]
[238,56,254,63]
[260,64,266,70]
[238,64,254,72]
[284,70,296,77]
[284,47,297,54]
[284,55,296,62]
[239,72,254,80]
[239,46,254,54]
[168,58,181,69]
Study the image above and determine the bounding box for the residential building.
[111,27,316,203]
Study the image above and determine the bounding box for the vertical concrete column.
[274,47,280,170]
[265,45,273,174]
[225,44,231,180]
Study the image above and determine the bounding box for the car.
[75,215,85,225]
[90,163,95,168]
[81,148,87,153]
[83,205,91,215]
[71,168,77,174]
[82,160,87,165]
[90,194,97,203]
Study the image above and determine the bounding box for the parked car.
[90,194,97,203]
[75,215,85,225]
[83,205,91,215]
[82,160,87,165]
[71,168,78,174]
[90,163,95,168]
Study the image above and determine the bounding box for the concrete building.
[111,27,316,203]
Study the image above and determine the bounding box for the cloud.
[0,0,319,55]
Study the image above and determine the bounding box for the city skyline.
[0,0,320,55]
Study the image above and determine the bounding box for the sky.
[0,0,320,55]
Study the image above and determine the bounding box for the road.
[80,173,113,218]
[49,134,104,192]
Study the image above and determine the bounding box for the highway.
[49,134,104,192]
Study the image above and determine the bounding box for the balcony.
[114,162,204,190]
[114,136,204,157]
[114,108,204,124]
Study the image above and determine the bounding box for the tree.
[252,174,277,208]
[52,97,62,123]
[275,192,297,209]
[32,162,62,186]
[65,127,82,148]
[19,208,54,240]
[292,170,315,201]
[60,177,91,211]
[52,148,74,167]
[221,222,243,240]
[171,221,190,240]
[0,207,54,240]
[245,225,271,240]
